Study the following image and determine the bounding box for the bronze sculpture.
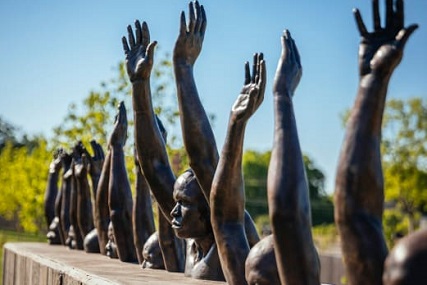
[107,102,137,263]
[132,148,155,264]
[124,1,259,280]
[94,145,111,255]
[45,149,63,245]
[210,52,266,285]
[266,30,320,285]
[334,0,418,284]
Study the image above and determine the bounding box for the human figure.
[107,102,138,262]
[123,1,258,280]
[266,30,320,285]
[334,0,418,284]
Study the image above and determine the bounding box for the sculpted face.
[142,232,164,269]
[170,169,210,239]
[105,222,118,259]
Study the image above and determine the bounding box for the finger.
[188,2,196,33]
[122,36,130,55]
[200,5,207,38]
[353,9,368,36]
[146,41,158,62]
[179,11,187,35]
[194,1,202,33]
[135,20,142,45]
[385,0,394,29]
[280,30,290,59]
[285,30,294,61]
[244,61,250,85]
[395,0,404,28]
[142,21,150,50]
[89,140,97,159]
[259,59,266,95]
[118,101,128,126]
[251,53,258,83]
[372,0,381,30]
[255,53,264,84]
[396,24,419,49]
[257,60,267,105]
[293,37,302,68]
[97,143,105,160]
[127,25,136,48]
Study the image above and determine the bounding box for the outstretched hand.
[84,140,105,179]
[122,20,157,82]
[109,102,128,148]
[72,142,88,178]
[273,30,302,97]
[231,53,266,122]
[354,0,418,77]
[173,1,207,66]
[49,148,64,173]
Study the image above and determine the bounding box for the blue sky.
[1,0,426,194]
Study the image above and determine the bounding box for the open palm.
[122,20,157,82]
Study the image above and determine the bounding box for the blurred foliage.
[382,98,427,234]
[0,139,51,233]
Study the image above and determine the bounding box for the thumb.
[396,24,419,49]
[147,41,157,62]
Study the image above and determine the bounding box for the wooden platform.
[2,242,227,285]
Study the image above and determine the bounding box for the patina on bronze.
[266,30,320,285]
[210,52,266,285]
[108,102,137,263]
[334,0,418,284]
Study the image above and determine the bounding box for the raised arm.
[123,20,176,222]
[108,102,137,263]
[334,1,418,284]
[132,147,155,265]
[173,1,218,198]
[211,54,265,285]
[94,148,111,255]
[267,30,320,285]
[74,143,94,239]
[44,149,62,231]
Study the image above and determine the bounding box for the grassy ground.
[0,230,45,281]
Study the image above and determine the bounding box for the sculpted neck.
[193,232,215,258]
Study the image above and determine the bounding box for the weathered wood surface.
[3,242,344,284]
[2,242,226,285]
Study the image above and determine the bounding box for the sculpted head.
[170,169,211,239]
[142,232,165,269]
[245,235,280,285]
[383,229,427,285]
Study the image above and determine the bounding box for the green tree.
[382,98,427,233]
